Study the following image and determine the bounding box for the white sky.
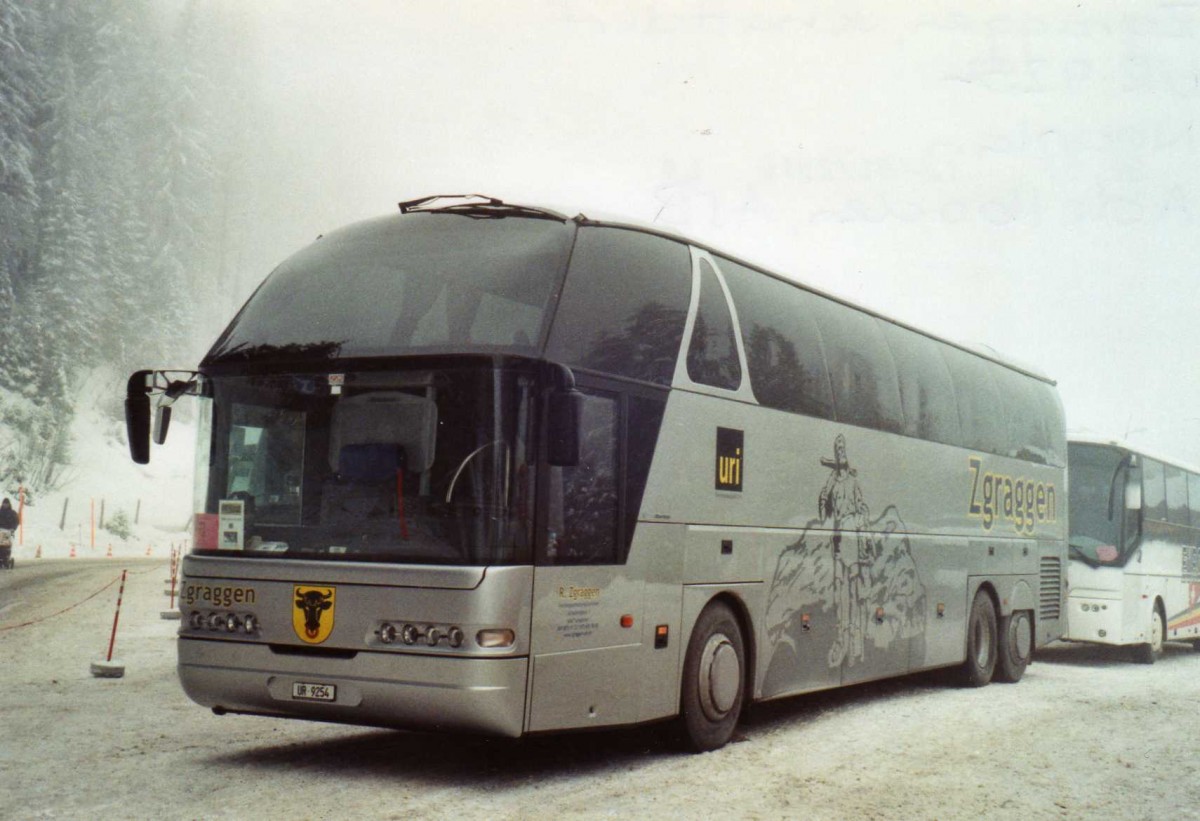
[226,0,1200,464]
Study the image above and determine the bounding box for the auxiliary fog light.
[476,628,516,648]
[224,613,240,633]
[378,623,397,644]
[401,624,420,645]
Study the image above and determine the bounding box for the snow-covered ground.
[2,559,1198,821]
[4,371,193,563]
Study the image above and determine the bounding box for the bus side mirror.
[547,389,582,467]
[1124,479,1142,511]
[125,370,152,464]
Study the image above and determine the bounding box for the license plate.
[291,681,337,702]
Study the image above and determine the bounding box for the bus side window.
[941,346,1006,456]
[686,260,742,390]
[545,227,691,386]
[879,321,960,445]
[548,390,619,565]
[1189,472,1200,528]
[811,298,904,434]
[1164,464,1189,526]
[718,256,834,420]
[1142,459,1167,521]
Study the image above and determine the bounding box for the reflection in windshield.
[1068,443,1128,567]
[194,367,534,565]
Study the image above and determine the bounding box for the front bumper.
[178,637,529,737]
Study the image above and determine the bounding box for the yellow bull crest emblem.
[293,585,336,644]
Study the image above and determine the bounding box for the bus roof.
[1068,435,1200,476]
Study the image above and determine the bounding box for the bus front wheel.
[994,610,1032,683]
[679,602,745,752]
[1132,605,1165,665]
[960,590,997,687]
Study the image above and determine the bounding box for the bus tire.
[679,601,745,752]
[994,610,1032,683]
[960,590,997,687]
[1132,605,1165,665]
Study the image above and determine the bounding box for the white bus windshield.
[193,366,535,565]
[1068,443,1128,567]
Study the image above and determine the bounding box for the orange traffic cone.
[106,544,113,558]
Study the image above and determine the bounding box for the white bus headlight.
[401,624,420,645]
[224,613,240,632]
[379,623,397,644]
[243,614,257,634]
[447,627,465,648]
[189,611,204,630]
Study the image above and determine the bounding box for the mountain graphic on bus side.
[763,435,927,696]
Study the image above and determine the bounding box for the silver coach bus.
[127,195,1067,751]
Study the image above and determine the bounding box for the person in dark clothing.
[0,497,19,532]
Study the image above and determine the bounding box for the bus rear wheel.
[679,601,745,752]
[994,610,1032,683]
[960,590,997,687]
[1132,605,1165,665]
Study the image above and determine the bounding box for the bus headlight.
[401,624,420,645]
[425,626,441,646]
[379,622,397,644]
[243,614,258,634]
[189,611,204,630]
[477,628,515,648]
[224,613,240,632]
[447,627,464,648]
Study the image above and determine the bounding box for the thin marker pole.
[106,570,128,662]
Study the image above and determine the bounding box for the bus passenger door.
[526,388,646,732]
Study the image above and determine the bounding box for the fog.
[210,1,1200,464]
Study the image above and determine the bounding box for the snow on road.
[2,560,1198,821]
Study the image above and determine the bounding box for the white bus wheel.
[1132,606,1165,665]
[679,602,746,752]
[994,610,1032,683]
[959,590,997,687]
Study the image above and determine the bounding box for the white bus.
[127,195,1067,751]
[1065,437,1200,661]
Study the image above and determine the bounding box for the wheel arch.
[681,588,758,709]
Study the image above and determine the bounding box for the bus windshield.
[205,212,575,363]
[1068,443,1128,567]
[193,365,535,565]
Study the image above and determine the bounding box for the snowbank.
[5,370,193,561]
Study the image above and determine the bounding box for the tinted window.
[546,228,691,385]
[1165,464,1189,525]
[879,322,961,443]
[1142,459,1167,521]
[625,393,667,558]
[207,213,575,363]
[719,257,833,419]
[548,391,618,564]
[941,347,1006,454]
[993,368,1053,464]
[1189,473,1200,527]
[686,260,742,390]
[811,299,903,433]
[1030,383,1067,467]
